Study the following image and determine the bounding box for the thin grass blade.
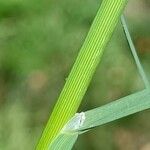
[121,15,150,88]
[63,89,150,132]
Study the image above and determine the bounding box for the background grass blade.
[36,0,128,149]
[74,89,150,132]
[121,15,150,88]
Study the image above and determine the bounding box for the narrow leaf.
[78,89,150,131]
[121,15,150,88]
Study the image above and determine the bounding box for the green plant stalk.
[36,0,128,149]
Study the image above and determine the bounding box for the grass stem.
[36,1,128,149]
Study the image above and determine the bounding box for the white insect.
[61,112,85,133]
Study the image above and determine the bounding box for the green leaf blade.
[78,89,150,131]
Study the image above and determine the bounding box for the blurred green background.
[0,0,150,149]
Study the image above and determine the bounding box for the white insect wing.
[62,112,85,132]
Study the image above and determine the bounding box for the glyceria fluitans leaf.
[36,0,128,149]
[78,89,150,131]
